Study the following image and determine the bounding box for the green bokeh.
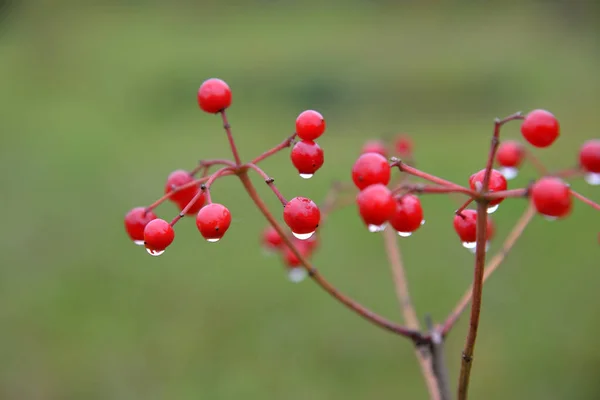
[1,2,598,399]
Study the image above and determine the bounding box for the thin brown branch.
[245,162,288,205]
[238,171,427,344]
[440,204,536,336]
[570,189,600,211]
[220,110,242,166]
[251,133,297,164]
[426,316,451,400]
[382,228,440,400]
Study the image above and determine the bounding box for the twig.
[220,110,242,166]
[251,133,297,164]
[570,189,600,211]
[426,315,451,400]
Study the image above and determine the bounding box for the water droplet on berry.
[420,219,426,226]
[543,215,558,222]
[299,173,314,179]
[133,240,144,246]
[206,238,221,243]
[397,231,412,237]
[487,204,499,214]
[292,231,315,240]
[584,172,600,186]
[146,248,165,256]
[462,241,477,250]
[288,267,308,283]
[367,223,387,233]
[499,167,519,180]
[466,241,491,254]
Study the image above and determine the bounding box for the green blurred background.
[1,1,599,399]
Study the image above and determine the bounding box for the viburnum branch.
[485,188,528,200]
[570,189,600,211]
[251,133,297,164]
[455,198,475,216]
[392,183,478,197]
[426,315,451,400]
[482,112,523,191]
[382,227,440,400]
[238,171,428,344]
[440,204,536,336]
[220,110,242,166]
[393,160,468,191]
[145,175,213,213]
[245,163,288,206]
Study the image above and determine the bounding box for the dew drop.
[288,267,308,283]
[462,241,477,250]
[543,215,558,222]
[367,223,388,233]
[146,248,165,257]
[133,240,145,246]
[206,238,221,243]
[499,167,519,180]
[584,172,600,186]
[464,241,491,254]
[420,219,426,226]
[397,231,412,237]
[292,231,315,240]
[487,204,499,214]
[299,173,314,179]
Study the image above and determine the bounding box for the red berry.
[351,152,391,190]
[295,110,325,141]
[356,184,396,227]
[453,210,494,243]
[389,195,423,234]
[164,170,199,204]
[143,219,175,253]
[175,195,205,215]
[262,226,283,250]
[469,169,508,206]
[197,78,232,113]
[290,140,324,177]
[124,207,157,244]
[521,109,560,148]
[579,139,600,173]
[530,177,572,218]
[496,140,525,168]
[361,140,387,158]
[196,203,232,241]
[283,197,320,238]
[395,135,413,156]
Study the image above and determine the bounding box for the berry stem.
[484,188,528,200]
[220,110,242,166]
[524,149,549,176]
[455,198,474,216]
[145,175,213,213]
[251,133,297,164]
[245,163,288,206]
[393,183,479,197]
[440,204,536,336]
[382,227,441,400]
[457,200,489,400]
[570,189,600,211]
[190,159,238,176]
[169,189,206,226]
[394,161,468,191]
[237,171,427,343]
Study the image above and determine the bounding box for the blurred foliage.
[0,1,599,399]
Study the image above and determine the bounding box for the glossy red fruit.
[469,169,508,206]
[521,109,560,148]
[496,140,525,168]
[196,203,232,241]
[290,140,324,177]
[197,78,232,113]
[453,210,494,243]
[125,207,158,244]
[143,218,175,252]
[389,195,423,234]
[351,152,391,190]
[175,194,205,216]
[579,139,600,173]
[356,184,396,226]
[295,110,325,141]
[395,135,413,156]
[262,226,283,250]
[361,140,387,158]
[283,197,320,238]
[530,177,572,218]
[165,170,200,203]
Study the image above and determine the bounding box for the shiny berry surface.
[579,139,600,173]
[283,197,320,235]
[290,140,324,176]
[196,203,232,240]
[453,210,494,243]
[197,78,232,113]
[143,218,175,251]
[295,110,326,141]
[469,169,508,206]
[262,226,283,250]
[356,183,396,226]
[351,152,391,190]
[389,195,423,234]
[496,140,525,168]
[521,109,560,148]
[530,177,572,218]
[125,207,157,242]
[164,170,199,204]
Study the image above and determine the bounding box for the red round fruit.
[579,139,600,173]
[290,140,324,176]
[262,226,283,250]
[124,207,157,243]
[521,109,560,148]
[395,135,413,156]
[530,177,572,218]
[496,140,525,168]
[283,197,320,236]
[295,110,326,141]
[197,78,232,113]
[453,210,494,243]
[389,195,423,234]
[196,203,232,241]
[164,170,199,204]
[469,169,508,206]
[175,193,206,215]
[351,152,391,190]
[361,140,387,158]
[356,183,396,226]
[143,218,175,251]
